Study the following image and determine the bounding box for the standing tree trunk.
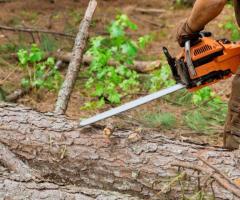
[54,0,97,115]
[0,103,240,199]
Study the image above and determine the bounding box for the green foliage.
[0,87,6,101]
[85,14,152,106]
[192,87,214,105]
[17,44,62,90]
[40,35,57,52]
[172,87,216,106]
[0,43,18,54]
[142,112,177,129]
[168,86,227,133]
[170,89,193,106]
[184,98,227,133]
[149,63,176,92]
[224,21,240,41]
[69,9,83,25]
[81,98,105,110]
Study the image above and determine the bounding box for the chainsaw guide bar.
[79,83,185,127]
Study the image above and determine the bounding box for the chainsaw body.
[163,32,240,91]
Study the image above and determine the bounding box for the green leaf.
[85,77,94,88]
[108,23,124,38]
[93,83,104,97]
[108,91,121,104]
[121,42,138,57]
[33,79,44,87]
[29,44,43,63]
[17,49,29,66]
[46,57,55,66]
[96,97,105,108]
[138,35,152,49]
[21,78,30,88]
[118,14,138,30]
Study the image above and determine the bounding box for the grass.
[40,34,57,52]
[142,112,177,129]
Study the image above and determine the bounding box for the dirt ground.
[0,0,237,146]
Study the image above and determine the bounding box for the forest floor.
[0,0,237,146]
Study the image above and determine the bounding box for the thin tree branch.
[0,143,32,180]
[198,156,240,190]
[172,162,240,198]
[54,0,98,114]
[0,25,75,38]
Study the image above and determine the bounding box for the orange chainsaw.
[163,32,240,92]
[79,32,240,126]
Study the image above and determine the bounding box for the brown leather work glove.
[176,19,203,47]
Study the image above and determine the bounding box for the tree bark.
[54,0,97,115]
[0,166,139,200]
[0,103,240,199]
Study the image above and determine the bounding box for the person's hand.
[176,19,203,47]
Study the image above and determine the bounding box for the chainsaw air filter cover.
[190,37,223,62]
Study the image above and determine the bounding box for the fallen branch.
[0,25,75,38]
[54,0,97,114]
[0,143,32,181]
[133,7,166,14]
[172,162,240,198]
[52,51,161,73]
[198,156,240,190]
[5,88,30,102]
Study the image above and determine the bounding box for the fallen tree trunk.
[0,103,240,199]
[0,166,139,200]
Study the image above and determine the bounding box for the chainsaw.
[80,32,240,126]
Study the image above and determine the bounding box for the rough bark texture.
[54,0,97,115]
[0,166,139,200]
[0,103,240,199]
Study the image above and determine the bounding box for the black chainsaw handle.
[180,31,212,47]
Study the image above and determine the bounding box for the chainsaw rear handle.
[180,31,212,47]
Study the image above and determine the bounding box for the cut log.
[0,103,240,199]
[133,7,166,15]
[54,0,97,114]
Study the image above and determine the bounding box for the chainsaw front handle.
[185,40,197,77]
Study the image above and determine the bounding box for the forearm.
[188,0,227,31]
[233,0,240,26]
